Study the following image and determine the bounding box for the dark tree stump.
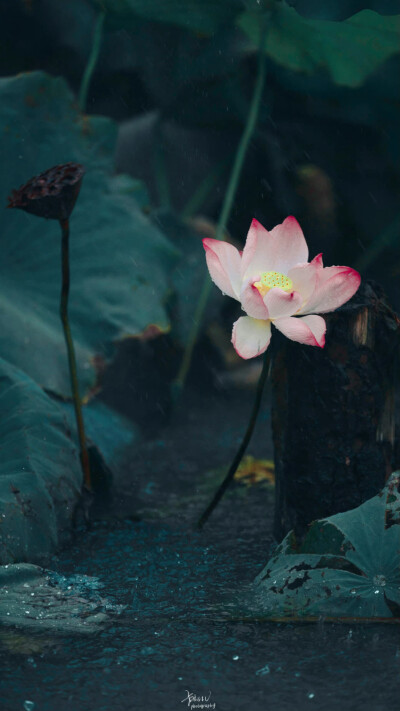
[272,280,399,542]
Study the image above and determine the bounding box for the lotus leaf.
[0,357,82,565]
[238,5,400,88]
[254,472,400,618]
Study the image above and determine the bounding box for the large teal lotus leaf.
[0,357,82,565]
[238,5,400,88]
[254,473,400,619]
[61,399,139,469]
[0,71,177,396]
[90,0,244,35]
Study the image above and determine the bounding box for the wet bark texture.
[272,281,399,542]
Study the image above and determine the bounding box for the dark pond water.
[1,390,400,711]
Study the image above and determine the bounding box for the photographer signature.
[181,690,216,710]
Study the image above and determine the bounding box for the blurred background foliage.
[0,0,400,433]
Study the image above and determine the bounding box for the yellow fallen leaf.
[234,456,275,486]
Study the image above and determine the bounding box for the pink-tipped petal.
[274,314,326,347]
[241,216,309,281]
[263,288,303,320]
[302,266,361,315]
[232,316,271,360]
[203,238,242,300]
[241,218,274,280]
[240,278,270,319]
[311,252,324,268]
[288,258,321,306]
[270,216,309,274]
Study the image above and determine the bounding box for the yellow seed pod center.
[253,271,293,297]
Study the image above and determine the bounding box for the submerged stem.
[59,218,91,491]
[78,9,106,113]
[198,349,271,528]
[173,37,267,396]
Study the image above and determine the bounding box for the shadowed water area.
[1,388,399,711]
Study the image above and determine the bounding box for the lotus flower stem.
[181,158,229,220]
[78,9,106,113]
[154,118,172,210]
[173,34,267,397]
[198,349,271,529]
[59,218,91,491]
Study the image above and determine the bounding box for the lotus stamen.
[254,271,294,297]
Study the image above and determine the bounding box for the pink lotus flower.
[203,216,361,359]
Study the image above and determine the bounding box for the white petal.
[288,256,321,306]
[270,216,309,273]
[203,238,242,300]
[240,278,269,319]
[273,314,326,347]
[264,288,303,320]
[232,316,271,360]
[241,216,309,281]
[302,265,361,315]
[241,219,275,281]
